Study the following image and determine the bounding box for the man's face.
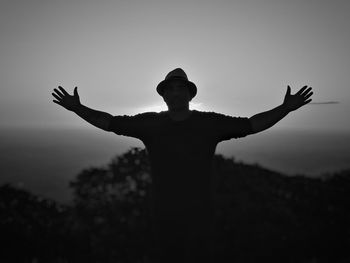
[162,80,192,111]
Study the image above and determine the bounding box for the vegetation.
[1,147,349,262]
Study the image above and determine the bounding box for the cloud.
[308,101,340,105]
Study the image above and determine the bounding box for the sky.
[0,0,349,132]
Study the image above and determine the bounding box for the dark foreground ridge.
[1,147,349,262]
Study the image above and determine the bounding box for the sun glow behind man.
[136,102,208,114]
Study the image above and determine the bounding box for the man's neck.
[166,108,192,121]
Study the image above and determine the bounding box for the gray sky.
[1,0,349,131]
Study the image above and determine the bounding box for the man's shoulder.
[133,111,167,121]
[193,110,250,125]
[193,110,227,119]
[135,111,162,117]
[195,110,247,118]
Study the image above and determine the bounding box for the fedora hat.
[156,68,197,98]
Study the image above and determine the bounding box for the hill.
[1,147,349,262]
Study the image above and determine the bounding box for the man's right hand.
[52,86,81,112]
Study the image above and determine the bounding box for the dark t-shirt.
[109,110,252,259]
[108,110,252,218]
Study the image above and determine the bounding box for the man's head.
[156,68,197,111]
[160,79,192,111]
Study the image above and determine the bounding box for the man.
[52,68,313,262]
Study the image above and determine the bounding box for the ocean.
[1,127,349,204]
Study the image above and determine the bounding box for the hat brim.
[156,79,197,98]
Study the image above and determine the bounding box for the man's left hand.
[283,85,313,112]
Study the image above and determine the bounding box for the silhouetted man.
[52,68,313,262]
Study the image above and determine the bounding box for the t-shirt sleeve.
[108,112,154,140]
[209,112,253,141]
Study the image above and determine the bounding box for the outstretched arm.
[249,85,313,134]
[52,86,113,131]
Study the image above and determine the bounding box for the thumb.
[74,86,79,97]
[286,85,291,97]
